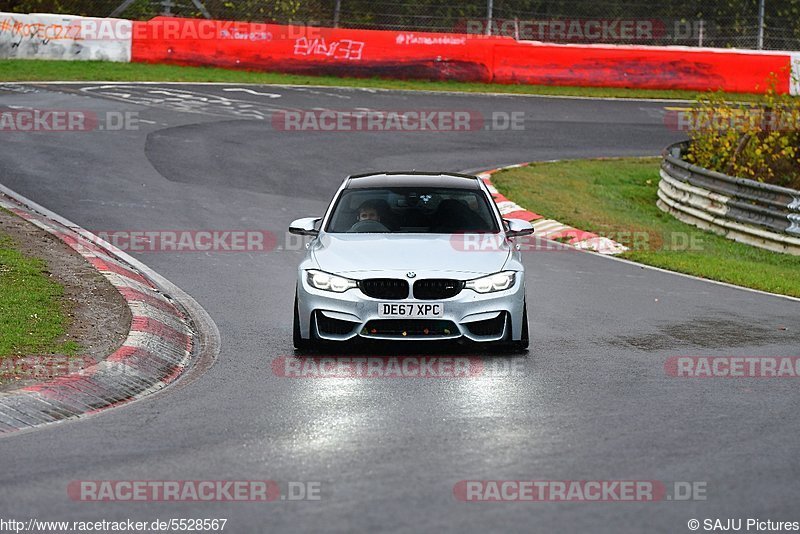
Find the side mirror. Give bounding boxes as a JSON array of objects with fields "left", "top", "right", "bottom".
[
  {"left": 504, "top": 218, "right": 534, "bottom": 238},
  {"left": 289, "top": 217, "right": 321, "bottom": 236}
]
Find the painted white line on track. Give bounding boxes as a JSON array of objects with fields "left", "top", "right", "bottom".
[
  {"left": 10, "top": 81, "right": 696, "bottom": 103},
  {"left": 222, "top": 87, "right": 282, "bottom": 98}
]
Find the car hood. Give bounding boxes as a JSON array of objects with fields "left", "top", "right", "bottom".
[{"left": 310, "top": 233, "right": 511, "bottom": 278}]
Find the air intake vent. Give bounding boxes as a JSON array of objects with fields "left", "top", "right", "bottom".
[
  {"left": 362, "top": 320, "right": 458, "bottom": 338},
  {"left": 359, "top": 279, "right": 409, "bottom": 299},
  {"left": 413, "top": 279, "right": 464, "bottom": 300},
  {"left": 316, "top": 313, "right": 359, "bottom": 336},
  {"left": 464, "top": 313, "right": 507, "bottom": 337}
]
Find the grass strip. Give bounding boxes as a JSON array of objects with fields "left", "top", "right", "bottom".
[
  {"left": 0, "top": 59, "right": 769, "bottom": 102},
  {"left": 0, "top": 228, "right": 79, "bottom": 357}
]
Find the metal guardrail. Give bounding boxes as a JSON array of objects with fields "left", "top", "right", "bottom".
[{"left": 658, "top": 141, "right": 800, "bottom": 255}]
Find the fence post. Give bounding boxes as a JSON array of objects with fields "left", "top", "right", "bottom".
[
  {"left": 486, "top": 0, "right": 494, "bottom": 35},
  {"left": 698, "top": 20, "right": 704, "bottom": 47},
  {"left": 757, "top": 0, "right": 765, "bottom": 49},
  {"left": 334, "top": 0, "right": 342, "bottom": 28},
  {"left": 190, "top": 0, "right": 212, "bottom": 19}
]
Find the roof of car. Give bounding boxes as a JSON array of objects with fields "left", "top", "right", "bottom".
[{"left": 346, "top": 171, "right": 482, "bottom": 190}]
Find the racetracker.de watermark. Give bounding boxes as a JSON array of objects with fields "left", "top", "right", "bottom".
[
  {"left": 450, "top": 231, "right": 704, "bottom": 252},
  {"left": 0, "top": 355, "right": 95, "bottom": 380},
  {"left": 0, "top": 110, "right": 139, "bottom": 132},
  {"left": 272, "top": 110, "right": 525, "bottom": 132},
  {"left": 453, "top": 480, "right": 707, "bottom": 502},
  {"left": 665, "top": 356, "right": 800, "bottom": 378},
  {"left": 67, "top": 480, "right": 321, "bottom": 502},
  {"left": 0, "top": 16, "right": 325, "bottom": 42},
  {"left": 461, "top": 18, "right": 709, "bottom": 42},
  {"left": 664, "top": 108, "right": 800, "bottom": 133},
  {"left": 95, "top": 230, "right": 277, "bottom": 253},
  {"left": 273, "top": 356, "right": 524, "bottom": 378}
]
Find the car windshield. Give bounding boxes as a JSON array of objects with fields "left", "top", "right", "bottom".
[{"left": 325, "top": 187, "right": 500, "bottom": 234}]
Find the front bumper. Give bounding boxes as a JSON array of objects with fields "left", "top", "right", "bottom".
[{"left": 296, "top": 272, "right": 526, "bottom": 343}]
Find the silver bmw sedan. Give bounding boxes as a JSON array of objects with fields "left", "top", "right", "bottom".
[{"left": 290, "top": 172, "right": 533, "bottom": 351}]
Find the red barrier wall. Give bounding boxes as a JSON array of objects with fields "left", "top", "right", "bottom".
[
  {"left": 132, "top": 18, "right": 500, "bottom": 82},
  {"left": 492, "top": 42, "right": 793, "bottom": 93},
  {"left": 131, "top": 17, "right": 795, "bottom": 94}
]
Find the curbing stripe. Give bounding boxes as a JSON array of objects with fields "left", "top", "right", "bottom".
[
  {"left": 131, "top": 317, "right": 191, "bottom": 350},
  {"left": 532, "top": 220, "right": 571, "bottom": 235},
  {"left": 572, "top": 236, "right": 630, "bottom": 255},
  {"left": 99, "top": 271, "right": 166, "bottom": 298},
  {"left": 0, "top": 409, "right": 30, "bottom": 430},
  {"left": 116, "top": 287, "right": 185, "bottom": 316},
  {"left": 503, "top": 209, "right": 541, "bottom": 221},
  {"left": 551, "top": 229, "right": 600, "bottom": 242},
  {"left": 122, "top": 332, "right": 191, "bottom": 362},
  {"left": 107, "top": 348, "right": 178, "bottom": 383},
  {"left": 128, "top": 301, "right": 188, "bottom": 332},
  {"left": 0, "top": 400, "right": 53, "bottom": 425},
  {"left": 87, "top": 257, "right": 154, "bottom": 287},
  {"left": 56, "top": 232, "right": 110, "bottom": 256}
]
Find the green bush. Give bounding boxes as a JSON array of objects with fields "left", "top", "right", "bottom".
[{"left": 685, "top": 77, "right": 800, "bottom": 190}]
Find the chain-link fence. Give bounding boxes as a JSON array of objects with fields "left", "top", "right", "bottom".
[{"left": 1, "top": 0, "right": 798, "bottom": 50}]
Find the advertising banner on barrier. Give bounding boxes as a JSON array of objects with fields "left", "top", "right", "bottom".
[{"left": 0, "top": 12, "right": 132, "bottom": 62}]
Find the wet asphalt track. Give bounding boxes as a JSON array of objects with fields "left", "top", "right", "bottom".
[{"left": 0, "top": 82, "right": 798, "bottom": 533}]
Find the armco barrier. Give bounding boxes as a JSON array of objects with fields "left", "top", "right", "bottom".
[
  {"left": 0, "top": 12, "right": 131, "bottom": 62},
  {"left": 658, "top": 141, "right": 800, "bottom": 255}
]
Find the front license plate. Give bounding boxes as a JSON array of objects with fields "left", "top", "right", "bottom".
[{"left": 379, "top": 302, "right": 444, "bottom": 318}]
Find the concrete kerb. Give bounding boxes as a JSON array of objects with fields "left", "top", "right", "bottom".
[{"left": 0, "top": 183, "right": 220, "bottom": 436}]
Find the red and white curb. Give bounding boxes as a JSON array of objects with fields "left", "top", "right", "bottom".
[
  {"left": 479, "top": 163, "right": 628, "bottom": 255},
  {"left": 0, "top": 193, "right": 195, "bottom": 435}
]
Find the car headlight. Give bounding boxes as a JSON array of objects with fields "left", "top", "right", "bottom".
[
  {"left": 466, "top": 271, "right": 516, "bottom": 293},
  {"left": 306, "top": 269, "right": 358, "bottom": 293}
]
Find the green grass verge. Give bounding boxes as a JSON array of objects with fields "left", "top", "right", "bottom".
[
  {"left": 0, "top": 59, "right": 767, "bottom": 102},
  {"left": 492, "top": 158, "right": 800, "bottom": 298},
  {"left": 0, "top": 229, "right": 79, "bottom": 357}
]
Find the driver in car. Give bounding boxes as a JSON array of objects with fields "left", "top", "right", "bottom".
[
  {"left": 358, "top": 201, "right": 382, "bottom": 223},
  {"left": 349, "top": 200, "right": 394, "bottom": 232}
]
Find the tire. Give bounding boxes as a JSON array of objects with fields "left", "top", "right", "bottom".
[
  {"left": 293, "top": 293, "right": 315, "bottom": 351},
  {"left": 505, "top": 301, "right": 529, "bottom": 353}
]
